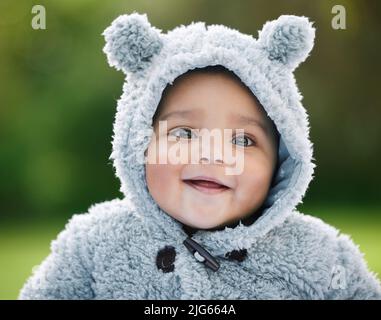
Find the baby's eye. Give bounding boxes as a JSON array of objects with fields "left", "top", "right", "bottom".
[
  {"left": 232, "top": 135, "right": 255, "bottom": 147},
  {"left": 168, "top": 127, "right": 197, "bottom": 140}
]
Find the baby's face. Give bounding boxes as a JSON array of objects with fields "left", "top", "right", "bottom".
[{"left": 145, "top": 71, "right": 278, "bottom": 229}]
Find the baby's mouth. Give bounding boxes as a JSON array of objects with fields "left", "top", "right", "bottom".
[{"left": 182, "top": 178, "right": 230, "bottom": 195}]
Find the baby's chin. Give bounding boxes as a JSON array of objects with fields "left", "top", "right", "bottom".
[{"left": 170, "top": 211, "right": 237, "bottom": 230}]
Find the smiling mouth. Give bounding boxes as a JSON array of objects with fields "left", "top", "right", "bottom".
[{"left": 183, "top": 179, "right": 230, "bottom": 195}]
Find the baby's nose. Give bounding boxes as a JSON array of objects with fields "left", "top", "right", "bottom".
[
  {"left": 198, "top": 139, "right": 224, "bottom": 165},
  {"left": 198, "top": 156, "right": 224, "bottom": 165}
]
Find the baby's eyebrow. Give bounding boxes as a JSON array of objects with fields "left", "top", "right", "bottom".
[
  {"left": 231, "top": 114, "right": 268, "bottom": 134},
  {"left": 158, "top": 110, "right": 269, "bottom": 134},
  {"left": 158, "top": 109, "right": 201, "bottom": 121}
]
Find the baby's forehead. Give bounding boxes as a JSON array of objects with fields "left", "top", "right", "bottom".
[
  {"left": 161, "top": 70, "right": 258, "bottom": 108},
  {"left": 174, "top": 67, "right": 247, "bottom": 90},
  {"left": 155, "top": 65, "right": 276, "bottom": 125}
]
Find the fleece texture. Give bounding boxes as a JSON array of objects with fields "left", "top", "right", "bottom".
[{"left": 19, "top": 12, "right": 381, "bottom": 300}]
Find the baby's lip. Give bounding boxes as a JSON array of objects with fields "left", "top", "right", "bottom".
[
  {"left": 183, "top": 176, "right": 230, "bottom": 188},
  {"left": 183, "top": 176, "right": 230, "bottom": 194}
]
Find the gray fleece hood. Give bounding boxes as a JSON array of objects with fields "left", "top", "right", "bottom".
[{"left": 103, "top": 12, "right": 316, "bottom": 257}]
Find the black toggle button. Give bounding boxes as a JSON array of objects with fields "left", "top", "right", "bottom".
[
  {"left": 225, "top": 248, "right": 248, "bottom": 262},
  {"left": 183, "top": 237, "right": 220, "bottom": 272},
  {"left": 156, "top": 246, "right": 176, "bottom": 273}
]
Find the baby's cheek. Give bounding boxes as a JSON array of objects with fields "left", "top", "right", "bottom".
[
  {"left": 146, "top": 164, "right": 167, "bottom": 203},
  {"left": 145, "top": 163, "right": 182, "bottom": 208},
  {"left": 235, "top": 157, "right": 273, "bottom": 209}
]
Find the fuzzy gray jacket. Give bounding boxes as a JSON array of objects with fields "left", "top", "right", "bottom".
[{"left": 19, "top": 13, "right": 381, "bottom": 300}]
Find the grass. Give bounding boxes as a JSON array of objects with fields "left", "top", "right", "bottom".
[
  {"left": 0, "top": 221, "right": 65, "bottom": 300},
  {"left": 0, "top": 205, "right": 380, "bottom": 300}
]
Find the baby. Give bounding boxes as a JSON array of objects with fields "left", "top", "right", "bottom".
[{"left": 19, "top": 13, "right": 381, "bottom": 299}]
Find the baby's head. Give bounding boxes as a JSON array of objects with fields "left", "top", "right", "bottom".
[
  {"left": 103, "top": 13, "right": 316, "bottom": 234},
  {"left": 145, "top": 65, "right": 279, "bottom": 230}
]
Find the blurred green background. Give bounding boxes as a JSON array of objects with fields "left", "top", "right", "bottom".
[{"left": 0, "top": 0, "right": 380, "bottom": 299}]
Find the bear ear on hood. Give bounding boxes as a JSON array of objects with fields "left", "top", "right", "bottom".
[
  {"left": 102, "top": 12, "right": 163, "bottom": 74},
  {"left": 257, "top": 15, "right": 316, "bottom": 70}
]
